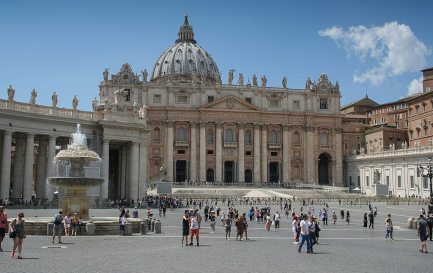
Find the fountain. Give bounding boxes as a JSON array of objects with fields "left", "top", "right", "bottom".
[{"left": 48, "top": 124, "right": 104, "bottom": 220}]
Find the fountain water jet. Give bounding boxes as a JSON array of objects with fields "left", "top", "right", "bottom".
[{"left": 48, "top": 124, "right": 103, "bottom": 220}]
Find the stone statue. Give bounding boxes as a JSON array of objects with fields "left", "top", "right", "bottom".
[
  {"left": 92, "top": 97, "right": 98, "bottom": 111},
  {"left": 30, "top": 89, "right": 37, "bottom": 104},
  {"left": 7, "top": 85, "right": 15, "bottom": 101},
  {"left": 114, "top": 88, "right": 126, "bottom": 107},
  {"left": 252, "top": 74, "right": 258, "bottom": 87},
  {"left": 138, "top": 104, "right": 148, "bottom": 119},
  {"left": 215, "top": 73, "right": 222, "bottom": 86},
  {"left": 132, "top": 100, "right": 140, "bottom": 113},
  {"left": 72, "top": 95, "right": 79, "bottom": 110},
  {"left": 373, "top": 170, "right": 381, "bottom": 184},
  {"left": 237, "top": 73, "right": 244, "bottom": 86},
  {"left": 228, "top": 69, "right": 234, "bottom": 85},
  {"left": 103, "top": 68, "right": 109, "bottom": 81},
  {"left": 192, "top": 72, "right": 198, "bottom": 84},
  {"left": 402, "top": 141, "right": 407, "bottom": 149},
  {"left": 51, "top": 92, "right": 58, "bottom": 108},
  {"left": 335, "top": 81, "right": 340, "bottom": 92},
  {"left": 306, "top": 77, "right": 312, "bottom": 90},
  {"left": 141, "top": 69, "right": 148, "bottom": 83},
  {"left": 282, "top": 76, "right": 287, "bottom": 89},
  {"left": 261, "top": 75, "right": 267, "bottom": 87},
  {"left": 159, "top": 164, "right": 167, "bottom": 182},
  {"left": 104, "top": 97, "right": 111, "bottom": 111}
]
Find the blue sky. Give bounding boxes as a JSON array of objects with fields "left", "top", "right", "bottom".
[{"left": 1, "top": 0, "right": 432, "bottom": 110}]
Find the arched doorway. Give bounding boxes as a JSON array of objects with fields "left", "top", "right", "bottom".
[
  {"left": 206, "top": 169, "right": 214, "bottom": 182},
  {"left": 175, "top": 160, "right": 187, "bottom": 182},
  {"left": 318, "top": 153, "right": 331, "bottom": 185},
  {"left": 245, "top": 169, "right": 252, "bottom": 183},
  {"left": 224, "top": 161, "right": 235, "bottom": 183}
]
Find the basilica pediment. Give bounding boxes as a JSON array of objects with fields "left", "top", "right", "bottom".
[{"left": 200, "top": 95, "right": 261, "bottom": 111}]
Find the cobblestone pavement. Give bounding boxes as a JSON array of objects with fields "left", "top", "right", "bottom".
[{"left": 1, "top": 202, "right": 432, "bottom": 273}]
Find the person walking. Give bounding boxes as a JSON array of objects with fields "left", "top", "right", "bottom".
[
  {"left": 181, "top": 210, "right": 189, "bottom": 247},
  {"left": 322, "top": 209, "right": 328, "bottom": 226},
  {"left": 9, "top": 212, "right": 26, "bottom": 259},
  {"left": 292, "top": 215, "right": 299, "bottom": 244},
  {"left": 332, "top": 211, "right": 337, "bottom": 225},
  {"left": 385, "top": 218, "right": 392, "bottom": 240},
  {"left": 52, "top": 210, "right": 64, "bottom": 244},
  {"left": 298, "top": 214, "right": 311, "bottom": 253},
  {"left": 209, "top": 211, "right": 216, "bottom": 234},
  {"left": 418, "top": 214, "right": 429, "bottom": 253},
  {"left": 235, "top": 215, "right": 246, "bottom": 241},
  {"left": 273, "top": 211, "right": 281, "bottom": 230},
  {"left": 427, "top": 215, "right": 433, "bottom": 241},
  {"left": 346, "top": 211, "right": 350, "bottom": 225},
  {"left": 340, "top": 209, "right": 345, "bottom": 222},
  {"left": 368, "top": 211, "right": 374, "bottom": 229},
  {"left": 363, "top": 213, "right": 368, "bottom": 228},
  {"left": 189, "top": 211, "right": 200, "bottom": 246},
  {"left": 0, "top": 206, "right": 7, "bottom": 252},
  {"left": 385, "top": 214, "right": 394, "bottom": 240},
  {"left": 224, "top": 214, "right": 232, "bottom": 240},
  {"left": 265, "top": 214, "right": 272, "bottom": 231}
]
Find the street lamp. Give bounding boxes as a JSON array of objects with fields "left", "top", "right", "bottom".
[{"left": 418, "top": 157, "right": 433, "bottom": 215}]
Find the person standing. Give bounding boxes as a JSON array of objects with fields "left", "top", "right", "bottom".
[
  {"left": 9, "top": 212, "right": 26, "bottom": 259},
  {"left": 224, "top": 214, "right": 232, "bottom": 240},
  {"left": 340, "top": 209, "right": 345, "bottom": 222},
  {"left": 189, "top": 212, "right": 200, "bottom": 246},
  {"left": 209, "top": 211, "right": 216, "bottom": 234},
  {"left": 418, "top": 214, "right": 429, "bottom": 253},
  {"left": 298, "top": 214, "right": 311, "bottom": 253},
  {"left": 292, "top": 215, "right": 299, "bottom": 244},
  {"left": 64, "top": 213, "right": 72, "bottom": 236},
  {"left": 0, "top": 206, "right": 7, "bottom": 251},
  {"left": 363, "top": 213, "right": 368, "bottom": 228},
  {"left": 119, "top": 214, "right": 127, "bottom": 236},
  {"left": 273, "top": 211, "right": 281, "bottom": 230},
  {"left": 52, "top": 210, "right": 64, "bottom": 244},
  {"left": 181, "top": 210, "right": 189, "bottom": 246},
  {"left": 368, "top": 211, "right": 375, "bottom": 229},
  {"left": 346, "top": 211, "right": 350, "bottom": 225},
  {"left": 385, "top": 218, "right": 392, "bottom": 240},
  {"left": 427, "top": 215, "right": 433, "bottom": 241},
  {"left": 322, "top": 209, "right": 328, "bottom": 226},
  {"left": 385, "top": 214, "right": 394, "bottom": 240},
  {"left": 332, "top": 211, "right": 337, "bottom": 225}
]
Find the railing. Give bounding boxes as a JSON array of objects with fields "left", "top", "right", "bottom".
[
  {"left": 223, "top": 141, "right": 237, "bottom": 147},
  {"left": 268, "top": 143, "right": 281, "bottom": 149},
  {"left": 320, "top": 144, "right": 332, "bottom": 149},
  {"left": 175, "top": 141, "right": 189, "bottom": 146}
]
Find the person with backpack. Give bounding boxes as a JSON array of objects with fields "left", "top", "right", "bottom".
[
  {"left": 418, "top": 214, "right": 429, "bottom": 253},
  {"left": 52, "top": 210, "right": 64, "bottom": 244}
]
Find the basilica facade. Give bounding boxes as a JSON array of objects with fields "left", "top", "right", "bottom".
[{"left": 0, "top": 16, "right": 343, "bottom": 202}]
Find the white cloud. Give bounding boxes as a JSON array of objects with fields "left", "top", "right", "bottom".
[
  {"left": 407, "top": 76, "right": 423, "bottom": 96},
  {"left": 319, "top": 22, "right": 430, "bottom": 85}
]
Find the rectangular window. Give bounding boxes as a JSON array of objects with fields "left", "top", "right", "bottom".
[
  {"left": 293, "top": 100, "right": 300, "bottom": 109},
  {"left": 349, "top": 176, "right": 352, "bottom": 186},
  {"left": 423, "top": 176, "right": 429, "bottom": 190},
  {"left": 366, "top": 176, "right": 370, "bottom": 187},
  {"left": 245, "top": 151, "right": 252, "bottom": 156},
  {"left": 176, "top": 95, "right": 188, "bottom": 104},
  {"left": 410, "top": 175, "right": 414, "bottom": 188},
  {"left": 153, "top": 94, "right": 161, "bottom": 103},
  {"left": 386, "top": 176, "right": 390, "bottom": 186},
  {"left": 269, "top": 99, "right": 280, "bottom": 108},
  {"left": 357, "top": 176, "right": 360, "bottom": 186},
  {"left": 124, "top": 89, "right": 131, "bottom": 101},
  {"left": 207, "top": 150, "right": 213, "bottom": 155},
  {"left": 270, "top": 151, "right": 278, "bottom": 156},
  {"left": 245, "top": 97, "right": 252, "bottom": 104},
  {"left": 320, "top": 98, "right": 328, "bottom": 109},
  {"left": 207, "top": 96, "right": 214, "bottom": 103},
  {"left": 177, "top": 149, "right": 185, "bottom": 155},
  {"left": 397, "top": 176, "right": 402, "bottom": 188}
]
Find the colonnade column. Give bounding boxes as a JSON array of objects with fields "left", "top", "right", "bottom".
[
  {"left": 0, "top": 131, "right": 12, "bottom": 200},
  {"left": 166, "top": 121, "right": 174, "bottom": 182},
  {"left": 13, "top": 135, "right": 25, "bottom": 198},
  {"left": 36, "top": 139, "right": 48, "bottom": 198},
  {"left": 190, "top": 122, "right": 197, "bottom": 182},
  {"left": 199, "top": 122, "right": 206, "bottom": 182},
  {"left": 238, "top": 123, "right": 245, "bottom": 183},
  {"left": 101, "top": 139, "right": 110, "bottom": 199},
  {"left": 138, "top": 135, "right": 148, "bottom": 199},
  {"left": 253, "top": 124, "right": 261, "bottom": 185},
  {"left": 215, "top": 122, "right": 222, "bottom": 183},
  {"left": 282, "top": 125, "right": 290, "bottom": 183},
  {"left": 23, "top": 133, "right": 34, "bottom": 201},
  {"left": 305, "top": 125, "right": 315, "bottom": 183},
  {"left": 130, "top": 142, "right": 139, "bottom": 200},
  {"left": 46, "top": 135, "right": 57, "bottom": 200},
  {"left": 261, "top": 125, "right": 268, "bottom": 183},
  {"left": 335, "top": 128, "right": 343, "bottom": 186}
]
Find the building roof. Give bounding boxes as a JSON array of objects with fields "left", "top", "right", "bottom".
[{"left": 341, "top": 95, "right": 379, "bottom": 110}]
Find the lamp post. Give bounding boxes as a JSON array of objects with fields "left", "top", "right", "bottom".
[{"left": 419, "top": 157, "right": 433, "bottom": 215}]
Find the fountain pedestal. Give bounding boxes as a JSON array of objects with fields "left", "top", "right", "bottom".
[{"left": 62, "top": 187, "right": 91, "bottom": 220}]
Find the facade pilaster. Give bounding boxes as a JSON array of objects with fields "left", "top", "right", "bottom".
[
  {"left": 335, "top": 128, "right": 343, "bottom": 186},
  {"left": 238, "top": 123, "right": 245, "bottom": 183},
  {"left": 130, "top": 142, "right": 139, "bottom": 200},
  {"left": 46, "top": 135, "right": 57, "bottom": 200},
  {"left": 305, "top": 125, "right": 315, "bottom": 183},
  {"left": 190, "top": 122, "right": 197, "bottom": 182},
  {"left": 253, "top": 124, "right": 261, "bottom": 184},
  {"left": 199, "top": 122, "right": 206, "bottom": 182},
  {"left": 23, "top": 133, "right": 34, "bottom": 201},
  {"left": 101, "top": 139, "right": 110, "bottom": 199},
  {"left": 13, "top": 135, "right": 25, "bottom": 198},
  {"left": 0, "top": 131, "right": 12, "bottom": 200},
  {"left": 36, "top": 139, "right": 48, "bottom": 198},
  {"left": 166, "top": 121, "right": 174, "bottom": 182},
  {"left": 215, "top": 122, "right": 223, "bottom": 183},
  {"left": 261, "top": 125, "right": 268, "bottom": 183},
  {"left": 282, "top": 125, "right": 290, "bottom": 183},
  {"left": 138, "top": 136, "right": 148, "bottom": 199}
]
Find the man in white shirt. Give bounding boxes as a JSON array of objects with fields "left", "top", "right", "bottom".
[{"left": 298, "top": 214, "right": 311, "bottom": 253}]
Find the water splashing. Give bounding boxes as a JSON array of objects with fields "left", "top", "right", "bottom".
[{"left": 70, "top": 124, "right": 87, "bottom": 148}]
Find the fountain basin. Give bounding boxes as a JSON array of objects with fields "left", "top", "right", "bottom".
[{"left": 48, "top": 177, "right": 104, "bottom": 187}]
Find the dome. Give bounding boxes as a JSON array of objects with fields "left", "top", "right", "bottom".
[{"left": 151, "top": 15, "right": 220, "bottom": 85}]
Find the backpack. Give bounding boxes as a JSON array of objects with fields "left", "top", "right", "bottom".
[{"left": 54, "top": 215, "right": 62, "bottom": 225}]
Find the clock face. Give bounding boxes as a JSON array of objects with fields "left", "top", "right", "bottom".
[{"left": 423, "top": 169, "right": 429, "bottom": 176}]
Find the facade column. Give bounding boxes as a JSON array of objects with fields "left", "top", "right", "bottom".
[
  {"left": 166, "top": 121, "right": 174, "bottom": 182},
  {"left": 261, "top": 125, "right": 268, "bottom": 183},
  {"left": 130, "top": 142, "right": 139, "bottom": 200},
  {"left": 238, "top": 123, "right": 245, "bottom": 183},
  {"left": 138, "top": 135, "right": 148, "bottom": 199},
  {"left": 13, "top": 135, "right": 25, "bottom": 198},
  {"left": 190, "top": 122, "right": 197, "bottom": 182},
  {"left": 46, "top": 135, "right": 57, "bottom": 200},
  {"left": 0, "top": 131, "right": 12, "bottom": 200},
  {"left": 215, "top": 122, "right": 222, "bottom": 183},
  {"left": 101, "top": 139, "right": 110, "bottom": 199},
  {"left": 253, "top": 124, "right": 261, "bottom": 185},
  {"left": 282, "top": 125, "right": 290, "bottom": 183},
  {"left": 23, "top": 133, "right": 34, "bottom": 202},
  {"left": 36, "top": 139, "right": 48, "bottom": 198},
  {"left": 199, "top": 122, "right": 206, "bottom": 182},
  {"left": 305, "top": 125, "right": 315, "bottom": 183},
  {"left": 335, "top": 128, "right": 343, "bottom": 186}
]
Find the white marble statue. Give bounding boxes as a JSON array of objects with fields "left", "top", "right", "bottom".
[
  {"left": 141, "top": 69, "right": 148, "bottom": 83},
  {"left": 138, "top": 104, "right": 148, "bottom": 119},
  {"left": 92, "top": 97, "right": 98, "bottom": 111},
  {"left": 114, "top": 88, "right": 126, "bottom": 107},
  {"left": 51, "top": 92, "right": 58, "bottom": 108}
]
